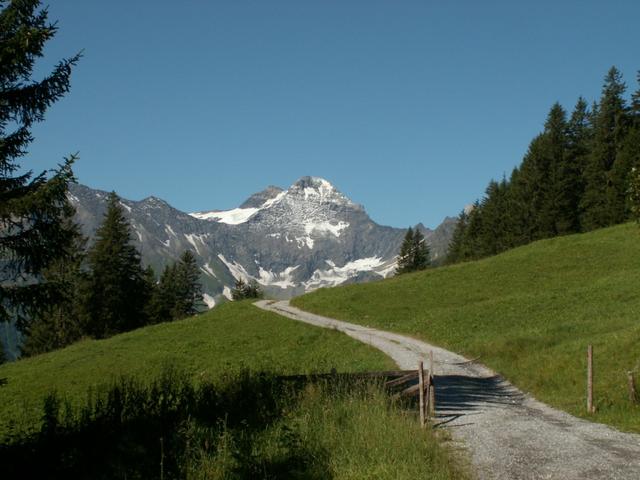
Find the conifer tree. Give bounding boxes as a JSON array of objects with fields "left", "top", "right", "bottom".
[
  {"left": 172, "top": 250, "right": 203, "bottom": 318},
  {"left": 231, "top": 278, "right": 262, "bottom": 300},
  {"left": 540, "top": 103, "right": 571, "bottom": 236},
  {"left": 411, "top": 228, "right": 431, "bottom": 271},
  {"left": 78, "top": 192, "right": 149, "bottom": 338},
  {"left": 147, "top": 252, "right": 203, "bottom": 322},
  {"left": 446, "top": 211, "right": 468, "bottom": 264},
  {"left": 395, "top": 227, "right": 415, "bottom": 274},
  {"left": 613, "top": 72, "right": 640, "bottom": 217},
  {"left": 478, "top": 179, "right": 510, "bottom": 255},
  {"left": 21, "top": 231, "right": 86, "bottom": 356},
  {"left": 0, "top": 0, "right": 81, "bottom": 325},
  {"left": 147, "top": 263, "right": 177, "bottom": 324},
  {"left": 581, "top": 67, "right": 628, "bottom": 229},
  {"left": 395, "top": 227, "right": 430, "bottom": 274},
  {"left": 628, "top": 167, "right": 640, "bottom": 224},
  {"left": 564, "top": 98, "right": 592, "bottom": 231}
]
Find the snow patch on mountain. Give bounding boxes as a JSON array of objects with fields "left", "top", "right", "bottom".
[
  {"left": 200, "top": 262, "right": 217, "bottom": 278},
  {"left": 261, "top": 190, "right": 287, "bottom": 208},
  {"left": 218, "top": 254, "right": 251, "bottom": 282},
  {"left": 202, "top": 293, "right": 216, "bottom": 309},
  {"left": 377, "top": 260, "right": 398, "bottom": 278},
  {"left": 191, "top": 207, "right": 260, "bottom": 224},
  {"left": 185, "top": 233, "right": 208, "bottom": 254},
  {"left": 303, "top": 257, "right": 386, "bottom": 290},
  {"left": 190, "top": 191, "right": 286, "bottom": 225},
  {"left": 304, "top": 220, "right": 349, "bottom": 237},
  {"left": 258, "top": 265, "right": 299, "bottom": 289},
  {"left": 223, "top": 286, "right": 233, "bottom": 300}
]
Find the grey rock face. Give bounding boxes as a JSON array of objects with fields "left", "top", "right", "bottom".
[{"left": 68, "top": 177, "right": 455, "bottom": 307}]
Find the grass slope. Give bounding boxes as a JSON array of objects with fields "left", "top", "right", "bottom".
[
  {"left": 0, "top": 301, "right": 394, "bottom": 434},
  {"left": 293, "top": 223, "right": 640, "bottom": 432}
]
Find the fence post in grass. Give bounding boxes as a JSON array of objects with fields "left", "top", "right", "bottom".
[
  {"left": 418, "top": 361, "right": 426, "bottom": 428},
  {"left": 587, "top": 345, "right": 594, "bottom": 414},
  {"left": 628, "top": 371, "right": 638, "bottom": 404}
]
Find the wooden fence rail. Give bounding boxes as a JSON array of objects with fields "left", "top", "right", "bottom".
[{"left": 275, "top": 364, "right": 436, "bottom": 427}]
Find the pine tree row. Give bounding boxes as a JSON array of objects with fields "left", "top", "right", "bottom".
[
  {"left": 21, "top": 193, "right": 204, "bottom": 356},
  {"left": 448, "top": 67, "right": 640, "bottom": 264}
]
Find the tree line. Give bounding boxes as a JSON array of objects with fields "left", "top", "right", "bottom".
[
  {"left": 447, "top": 67, "right": 640, "bottom": 263},
  {"left": 22, "top": 192, "right": 204, "bottom": 356}
]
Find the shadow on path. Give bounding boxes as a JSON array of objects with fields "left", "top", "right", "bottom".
[{"left": 433, "top": 375, "right": 524, "bottom": 427}]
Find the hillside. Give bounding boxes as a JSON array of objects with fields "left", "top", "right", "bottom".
[
  {"left": 0, "top": 301, "right": 393, "bottom": 436},
  {"left": 292, "top": 223, "right": 640, "bottom": 432}
]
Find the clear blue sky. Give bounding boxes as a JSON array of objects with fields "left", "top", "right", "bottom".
[{"left": 26, "top": 1, "right": 640, "bottom": 228}]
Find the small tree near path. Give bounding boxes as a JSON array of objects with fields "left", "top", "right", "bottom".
[{"left": 396, "top": 227, "right": 431, "bottom": 275}]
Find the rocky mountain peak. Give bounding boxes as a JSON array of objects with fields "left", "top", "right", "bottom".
[
  {"left": 287, "top": 176, "right": 353, "bottom": 207},
  {"left": 239, "top": 185, "right": 284, "bottom": 209}
]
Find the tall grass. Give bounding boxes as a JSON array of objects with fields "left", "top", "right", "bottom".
[{"left": 1, "top": 369, "right": 467, "bottom": 480}]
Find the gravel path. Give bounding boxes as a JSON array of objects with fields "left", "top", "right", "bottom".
[{"left": 255, "top": 300, "right": 640, "bottom": 480}]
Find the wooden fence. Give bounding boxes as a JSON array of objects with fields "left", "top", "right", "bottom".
[{"left": 277, "top": 361, "right": 437, "bottom": 427}]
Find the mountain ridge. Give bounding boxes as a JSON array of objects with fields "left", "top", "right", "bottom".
[{"left": 68, "top": 177, "right": 456, "bottom": 307}]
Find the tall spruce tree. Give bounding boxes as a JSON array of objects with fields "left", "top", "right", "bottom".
[
  {"left": 564, "top": 98, "right": 592, "bottom": 231},
  {"left": 581, "top": 67, "right": 628, "bottom": 229},
  {"left": 541, "top": 103, "right": 571, "bottom": 236},
  {"left": 446, "top": 211, "right": 469, "bottom": 264},
  {"left": 172, "top": 250, "right": 203, "bottom": 319},
  {"left": 147, "top": 263, "right": 177, "bottom": 324},
  {"left": 78, "top": 192, "right": 149, "bottom": 338},
  {"left": 21, "top": 231, "right": 86, "bottom": 356},
  {"left": 478, "top": 179, "right": 510, "bottom": 255},
  {"left": 411, "top": 228, "right": 430, "bottom": 270},
  {"left": 614, "top": 71, "right": 640, "bottom": 217},
  {"left": 0, "top": 0, "right": 80, "bottom": 326},
  {"left": 395, "top": 227, "right": 415, "bottom": 274}
]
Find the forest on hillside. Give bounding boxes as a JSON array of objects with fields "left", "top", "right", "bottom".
[{"left": 447, "top": 67, "right": 640, "bottom": 263}]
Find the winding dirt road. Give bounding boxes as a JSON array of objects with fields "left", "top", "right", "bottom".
[{"left": 256, "top": 300, "right": 640, "bottom": 480}]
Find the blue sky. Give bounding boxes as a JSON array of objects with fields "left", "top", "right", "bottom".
[{"left": 26, "top": 1, "right": 640, "bottom": 228}]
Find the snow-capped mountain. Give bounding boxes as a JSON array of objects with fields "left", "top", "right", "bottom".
[{"left": 68, "top": 177, "right": 456, "bottom": 308}]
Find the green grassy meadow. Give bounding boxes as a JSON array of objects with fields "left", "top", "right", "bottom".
[
  {"left": 292, "top": 223, "right": 640, "bottom": 432},
  {"left": 0, "top": 300, "right": 393, "bottom": 435},
  {"left": 0, "top": 301, "right": 468, "bottom": 479}
]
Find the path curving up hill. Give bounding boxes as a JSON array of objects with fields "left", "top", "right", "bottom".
[{"left": 255, "top": 300, "right": 640, "bottom": 480}]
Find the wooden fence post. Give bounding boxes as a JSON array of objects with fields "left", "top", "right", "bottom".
[
  {"left": 587, "top": 345, "right": 594, "bottom": 414},
  {"left": 418, "top": 361, "right": 426, "bottom": 428},
  {"left": 429, "top": 351, "right": 434, "bottom": 376},
  {"left": 628, "top": 371, "right": 638, "bottom": 404},
  {"left": 428, "top": 351, "right": 435, "bottom": 418},
  {"left": 429, "top": 374, "right": 436, "bottom": 417}
]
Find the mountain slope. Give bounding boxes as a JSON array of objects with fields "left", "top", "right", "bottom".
[
  {"left": 69, "top": 177, "right": 455, "bottom": 306},
  {"left": 292, "top": 223, "right": 640, "bottom": 433}
]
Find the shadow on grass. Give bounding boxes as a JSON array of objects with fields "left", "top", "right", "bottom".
[{"left": 0, "top": 367, "right": 333, "bottom": 480}]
